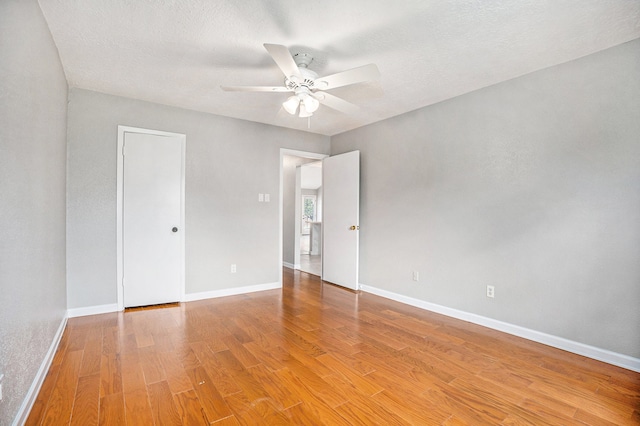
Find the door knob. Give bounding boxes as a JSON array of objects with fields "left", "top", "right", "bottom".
[
  {"left": 350, "top": 225, "right": 359, "bottom": 230},
  {"left": 172, "top": 227, "right": 178, "bottom": 232}
]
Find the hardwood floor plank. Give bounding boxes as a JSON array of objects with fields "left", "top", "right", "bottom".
[
  {"left": 193, "top": 347, "right": 243, "bottom": 397},
  {"left": 148, "top": 380, "right": 182, "bottom": 426},
  {"left": 139, "top": 346, "right": 167, "bottom": 385},
  {"left": 443, "top": 375, "right": 564, "bottom": 425},
  {"left": 69, "top": 373, "right": 100, "bottom": 426},
  {"left": 211, "top": 415, "right": 240, "bottom": 425},
  {"left": 25, "top": 363, "right": 61, "bottom": 426},
  {"left": 26, "top": 268, "right": 639, "bottom": 425},
  {"left": 79, "top": 336, "right": 103, "bottom": 377},
  {"left": 334, "top": 398, "right": 410, "bottom": 426},
  {"left": 222, "top": 334, "right": 260, "bottom": 368},
  {"left": 279, "top": 364, "right": 348, "bottom": 409},
  {"left": 529, "top": 377, "right": 636, "bottom": 424},
  {"left": 246, "top": 363, "right": 302, "bottom": 411},
  {"left": 158, "top": 350, "right": 194, "bottom": 395},
  {"left": 40, "top": 349, "right": 83, "bottom": 425},
  {"left": 278, "top": 391, "right": 350, "bottom": 425},
  {"left": 121, "top": 351, "right": 155, "bottom": 425},
  {"left": 224, "top": 391, "right": 290, "bottom": 425},
  {"left": 101, "top": 326, "right": 121, "bottom": 355},
  {"left": 423, "top": 383, "right": 509, "bottom": 425},
  {"left": 517, "top": 398, "right": 581, "bottom": 425},
  {"left": 99, "top": 392, "right": 126, "bottom": 425},
  {"left": 215, "top": 349, "right": 272, "bottom": 403},
  {"left": 186, "top": 366, "right": 234, "bottom": 423},
  {"left": 282, "top": 402, "right": 330, "bottom": 425},
  {"left": 242, "top": 340, "right": 291, "bottom": 372},
  {"left": 371, "top": 389, "right": 450, "bottom": 424},
  {"left": 316, "top": 353, "right": 384, "bottom": 396},
  {"left": 573, "top": 408, "right": 630, "bottom": 426},
  {"left": 173, "top": 389, "right": 209, "bottom": 425}
]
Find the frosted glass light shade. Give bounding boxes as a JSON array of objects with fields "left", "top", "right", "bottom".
[
  {"left": 282, "top": 96, "right": 300, "bottom": 115},
  {"left": 299, "top": 108, "right": 313, "bottom": 118},
  {"left": 303, "top": 96, "right": 319, "bottom": 113}
]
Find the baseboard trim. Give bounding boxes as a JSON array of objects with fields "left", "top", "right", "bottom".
[
  {"left": 184, "top": 282, "right": 281, "bottom": 302},
  {"left": 283, "top": 262, "right": 295, "bottom": 269},
  {"left": 13, "top": 315, "right": 67, "bottom": 426},
  {"left": 360, "top": 284, "right": 640, "bottom": 373},
  {"left": 67, "top": 303, "right": 120, "bottom": 318}
]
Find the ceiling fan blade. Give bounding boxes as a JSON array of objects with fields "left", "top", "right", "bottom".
[
  {"left": 221, "top": 85, "right": 291, "bottom": 92},
  {"left": 263, "top": 43, "right": 302, "bottom": 79},
  {"left": 316, "top": 64, "right": 380, "bottom": 90},
  {"left": 312, "top": 92, "right": 359, "bottom": 115}
]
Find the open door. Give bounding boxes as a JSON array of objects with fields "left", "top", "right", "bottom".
[{"left": 322, "top": 150, "right": 360, "bottom": 290}]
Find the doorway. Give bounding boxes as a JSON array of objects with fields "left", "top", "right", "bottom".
[
  {"left": 299, "top": 161, "right": 323, "bottom": 276},
  {"left": 279, "top": 150, "right": 327, "bottom": 281},
  {"left": 279, "top": 148, "right": 360, "bottom": 290},
  {"left": 116, "top": 126, "right": 186, "bottom": 310}
]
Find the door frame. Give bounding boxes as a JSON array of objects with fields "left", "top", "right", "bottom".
[
  {"left": 116, "top": 126, "right": 186, "bottom": 311},
  {"left": 279, "top": 149, "right": 328, "bottom": 286}
]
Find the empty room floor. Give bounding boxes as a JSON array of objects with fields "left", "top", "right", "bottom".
[{"left": 27, "top": 269, "right": 640, "bottom": 425}]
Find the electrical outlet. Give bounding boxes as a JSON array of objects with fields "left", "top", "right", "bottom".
[
  {"left": 486, "top": 285, "right": 495, "bottom": 298},
  {"left": 412, "top": 271, "right": 419, "bottom": 281},
  {"left": 0, "top": 374, "right": 4, "bottom": 401},
  {"left": 230, "top": 264, "right": 237, "bottom": 273}
]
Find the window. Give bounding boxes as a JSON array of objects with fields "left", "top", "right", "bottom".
[{"left": 302, "top": 195, "right": 316, "bottom": 233}]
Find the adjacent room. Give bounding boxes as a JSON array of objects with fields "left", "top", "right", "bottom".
[{"left": 1, "top": 1, "right": 639, "bottom": 425}]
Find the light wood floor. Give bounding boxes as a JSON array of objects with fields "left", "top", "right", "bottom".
[
  {"left": 27, "top": 268, "right": 639, "bottom": 425},
  {"left": 299, "top": 254, "right": 321, "bottom": 276}
]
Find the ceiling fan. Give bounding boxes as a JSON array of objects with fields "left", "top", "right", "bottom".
[{"left": 221, "top": 44, "right": 380, "bottom": 118}]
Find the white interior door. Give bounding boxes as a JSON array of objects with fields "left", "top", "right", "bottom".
[
  {"left": 322, "top": 150, "right": 360, "bottom": 290},
  {"left": 122, "top": 131, "right": 184, "bottom": 307}
]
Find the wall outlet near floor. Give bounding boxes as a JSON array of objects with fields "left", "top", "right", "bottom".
[
  {"left": 0, "top": 374, "right": 4, "bottom": 401},
  {"left": 486, "top": 285, "right": 495, "bottom": 298},
  {"left": 230, "top": 264, "right": 237, "bottom": 273},
  {"left": 412, "top": 271, "right": 419, "bottom": 281}
]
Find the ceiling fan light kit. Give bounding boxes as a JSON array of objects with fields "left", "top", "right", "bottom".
[{"left": 221, "top": 43, "right": 380, "bottom": 120}]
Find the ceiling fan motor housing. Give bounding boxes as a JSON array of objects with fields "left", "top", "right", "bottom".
[{"left": 285, "top": 59, "right": 321, "bottom": 91}]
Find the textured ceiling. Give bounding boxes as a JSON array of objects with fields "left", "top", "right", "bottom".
[{"left": 38, "top": 0, "right": 640, "bottom": 136}]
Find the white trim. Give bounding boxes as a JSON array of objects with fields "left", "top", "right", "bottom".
[
  {"left": 184, "top": 282, "right": 281, "bottom": 302},
  {"left": 283, "top": 262, "right": 296, "bottom": 269},
  {"left": 116, "top": 126, "right": 186, "bottom": 310},
  {"left": 12, "top": 316, "right": 67, "bottom": 426},
  {"left": 279, "top": 149, "right": 328, "bottom": 287},
  {"left": 360, "top": 284, "right": 640, "bottom": 373},
  {"left": 67, "top": 303, "right": 120, "bottom": 318}
]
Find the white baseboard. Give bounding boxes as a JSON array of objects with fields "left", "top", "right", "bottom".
[
  {"left": 13, "top": 315, "right": 67, "bottom": 426},
  {"left": 360, "top": 284, "right": 640, "bottom": 373},
  {"left": 184, "top": 282, "right": 281, "bottom": 302},
  {"left": 67, "top": 303, "right": 120, "bottom": 318},
  {"left": 283, "top": 262, "right": 295, "bottom": 269}
]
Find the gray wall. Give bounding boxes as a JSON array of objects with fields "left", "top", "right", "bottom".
[
  {"left": 0, "top": 1, "right": 68, "bottom": 424},
  {"left": 331, "top": 39, "right": 640, "bottom": 358},
  {"left": 66, "top": 89, "right": 330, "bottom": 308}
]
